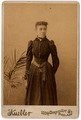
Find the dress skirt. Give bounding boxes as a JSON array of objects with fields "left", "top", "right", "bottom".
[{"left": 25, "top": 61, "right": 57, "bottom": 105}]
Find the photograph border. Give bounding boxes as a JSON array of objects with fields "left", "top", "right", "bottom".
[{"left": 1, "top": 0, "right": 80, "bottom": 119}]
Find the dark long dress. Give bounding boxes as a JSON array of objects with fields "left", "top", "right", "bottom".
[{"left": 24, "top": 36, "right": 59, "bottom": 105}]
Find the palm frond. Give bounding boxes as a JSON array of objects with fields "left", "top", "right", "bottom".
[
  {"left": 4, "top": 50, "right": 26, "bottom": 80},
  {"left": 4, "top": 56, "right": 9, "bottom": 72}
]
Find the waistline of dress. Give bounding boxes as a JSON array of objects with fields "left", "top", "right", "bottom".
[
  {"left": 32, "top": 60, "right": 47, "bottom": 81},
  {"left": 32, "top": 61, "right": 47, "bottom": 68}
]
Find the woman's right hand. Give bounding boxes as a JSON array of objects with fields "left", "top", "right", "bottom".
[{"left": 22, "top": 77, "right": 28, "bottom": 88}]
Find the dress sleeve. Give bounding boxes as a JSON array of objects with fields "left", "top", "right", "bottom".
[
  {"left": 24, "top": 40, "right": 33, "bottom": 80},
  {"left": 49, "top": 40, "right": 60, "bottom": 74}
]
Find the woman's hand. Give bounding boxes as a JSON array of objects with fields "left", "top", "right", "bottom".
[
  {"left": 24, "top": 80, "right": 27, "bottom": 88},
  {"left": 22, "top": 77, "right": 28, "bottom": 88}
]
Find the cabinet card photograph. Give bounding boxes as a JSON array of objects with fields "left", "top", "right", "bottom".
[{"left": 2, "top": 1, "right": 79, "bottom": 119}]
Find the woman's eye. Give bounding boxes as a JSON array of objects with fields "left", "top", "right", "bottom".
[
  {"left": 44, "top": 28, "right": 46, "bottom": 30},
  {"left": 40, "top": 28, "right": 42, "bottom": 30},
  {"left": 39, "top": 27, "right": 46, "bottom": 31}
]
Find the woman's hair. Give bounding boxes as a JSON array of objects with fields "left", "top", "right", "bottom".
[{"left": 35, "top": 21, "right": 48, "bottom": 28}]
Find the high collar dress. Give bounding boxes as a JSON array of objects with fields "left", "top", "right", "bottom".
[{"left": 25, "top": 37, "right": 59, "bottom": 105}]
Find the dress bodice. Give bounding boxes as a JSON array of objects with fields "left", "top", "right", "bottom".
[{"left": 32, "top": 37, "right": 51, "bottom": 64}]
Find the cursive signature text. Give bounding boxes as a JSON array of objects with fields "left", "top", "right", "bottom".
[{"left": 7, "top": 109, "right": 32, "bottom": 116}]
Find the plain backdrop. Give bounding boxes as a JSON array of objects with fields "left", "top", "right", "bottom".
[{"left": 3, "top": 2, "right": 78, "bottom": 105}]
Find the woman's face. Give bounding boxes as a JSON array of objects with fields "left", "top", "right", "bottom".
[{"left": 36, "top": 25, "right": 47, "bottom": 38}]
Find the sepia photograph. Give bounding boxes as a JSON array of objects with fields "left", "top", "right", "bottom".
[{"left": 2, "top": 1, "right": 79, "bottom": 118}]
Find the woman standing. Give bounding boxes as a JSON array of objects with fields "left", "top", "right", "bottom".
[{"left": 24, "top": 21, "right": 59, "bottom": 105}]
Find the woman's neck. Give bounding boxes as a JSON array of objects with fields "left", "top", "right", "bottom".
[{"left": 37, "top": 35, "right": 46, "bottom": 39}]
